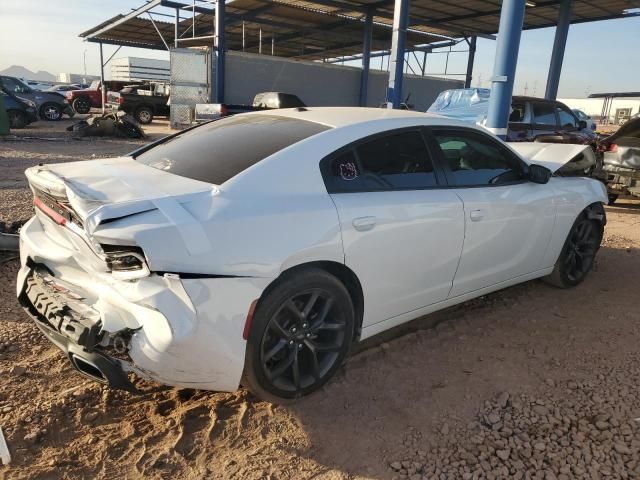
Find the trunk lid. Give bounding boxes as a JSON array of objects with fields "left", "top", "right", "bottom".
[{"left": 26, "top": 156, "right": 216, "bottom": 255}]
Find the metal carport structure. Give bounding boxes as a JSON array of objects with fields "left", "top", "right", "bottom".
[{"left": 80, "top": 0, "right": 639, "bottom": 132}]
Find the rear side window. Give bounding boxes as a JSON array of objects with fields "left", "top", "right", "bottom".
[
  {"left": 532, "top": 103, "right": 557, "bottom": 127},
  {"left": 135, "top": 115, "right": 330, "bottom": 184},
  {"left": 323, "top": 130, "right": 438, "bottom": 192}
]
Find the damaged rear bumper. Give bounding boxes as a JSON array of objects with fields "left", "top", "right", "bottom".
[
  {"left": 19, "top": 268, "right": 136, "bottom": 391},
  {"left": 17, "top": 216, "right": 273, "bottom": 393}
]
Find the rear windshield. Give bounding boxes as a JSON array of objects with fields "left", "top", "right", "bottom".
[{"left": 135, "top": 114, "right": 330, "bottom": 184}]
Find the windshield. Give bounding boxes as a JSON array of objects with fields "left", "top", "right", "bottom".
[{"left": 135, "top": 114, "right": 330, "bottom": 185}]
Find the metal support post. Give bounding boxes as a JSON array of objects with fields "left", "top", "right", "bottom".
[
  {"left": 359, "top": 9, "right": 374, "bottom": 107},
  {"left": 214, "top": 0, "right": 225, "bottom": 103},
  {"left": 545, "top": 0, "right": 572, "bottom": 100},
  {"left": 386, "top": 0, "right": 410, "bottom": 109},
  {"left": 464, "top": 36, "right": 477, "bottom": 88},
  {"left": 486, "top": 0, "right": 526, "bottom": 138},
  {"left": 99, "top": 42, "right": 105, "bottom": 114}
]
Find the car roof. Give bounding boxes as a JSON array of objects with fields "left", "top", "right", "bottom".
[{"left": 247, "top": 106, "right": 471, "bottom": 129}]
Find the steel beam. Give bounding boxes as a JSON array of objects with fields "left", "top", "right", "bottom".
[
  {"left": 215, "top": 0, "right": 225, "bottom": 103},
  {"left": 464, "top": 36, "right": 477, "bottom": 88},
  {"left": 99, "top": 42, "right": 105, "bottom": 114},
  {"left": 359, "top": 9, "right": 374, "bottom": 106},
  {"left": 545, "top": 0, "right": 572, "bottom": 99},
  {"left": 175, "top": 8, "right": 180, "bottom": 47},
  {"left": 82, "top": 0, "right": 162, "bottom": 40},
  {"left": 486, "top": 0, "right": 526, "bottom": 139},
  {"left": 386, "top": 0, "right": 410, "bottom": 109}
]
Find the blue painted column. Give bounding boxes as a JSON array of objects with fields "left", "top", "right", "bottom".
[
  {"left": 214, "top": 0, "right": 226, "bottom": 103},
  {"left": 359, "top": 9, "right": 374, "bottom": 107},
  {"left": 545, "top": 0, "right": 572, "bottom": 100},
  {"left": 486, "top": 0, "right": 526, "bottom": 138},
  {"left": 386, "top": 0, "right": 410, "bottom": 109}
]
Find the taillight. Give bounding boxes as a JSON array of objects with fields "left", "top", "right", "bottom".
[
  {"left": 34, "top": 197, "right": 66, "bottom": 226},
  {"left": 220, "top": 105, "right": 228, "bottom": 116},
  {"left": 102, "top": 245, "right": 150, "bottom": 280},
  {"left": 118, "top": 96, "right": 124, "bottom": 105},
  {"left": 608, "top": 143, "right": 618, "bottom": 153}
]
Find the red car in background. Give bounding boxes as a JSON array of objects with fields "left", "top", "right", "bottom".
[{"left": 66, "top": 80, "right": 139, "bottom": 114}]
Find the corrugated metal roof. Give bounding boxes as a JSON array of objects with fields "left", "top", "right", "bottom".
[{"left": 79, "top": 0, "right": 636, "bottom": 60}]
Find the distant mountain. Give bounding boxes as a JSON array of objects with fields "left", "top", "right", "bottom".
[{"left": 0, "top": 65, "right": 56, "bottom": 82}]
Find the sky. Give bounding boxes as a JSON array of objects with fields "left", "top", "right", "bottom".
[{"left": 1, "top": 0, "right": 639, "bottom": 98}]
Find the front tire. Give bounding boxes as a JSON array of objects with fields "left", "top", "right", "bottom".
[
  {"left": 544, "top": 212, "right": 603, "bottom": 288},
  {"left": 40, "top": 103, "right": 62, "bottom": 121},
  {"left": 243, "top": 268, "right": 354, "bottom": 402}
]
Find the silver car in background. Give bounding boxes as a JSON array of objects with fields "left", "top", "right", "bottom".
[{"left": 600, "top": 116, "right": 640, "bottom": 203}]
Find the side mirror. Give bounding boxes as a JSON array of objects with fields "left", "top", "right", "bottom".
[
  {"left": 528, "top": 164, "right": 552, "bottom": 184},
  {"left": 578, "top": 120, "right": 587, "bottom": 129}
]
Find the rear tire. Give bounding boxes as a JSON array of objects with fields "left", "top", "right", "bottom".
[
  {"left": 243, "top": 268, "right": 354, "bottom": 402},
  {"left": 544, "top": 211, "right": 603, "bottom": 288},
  {"left": 608, "top": 194, "right": 618, "bottom": 205},
  {"left": 72, "top": 97, "right": 91, "bottom": 114},
  {"left": 134, "top": 106, "right": 153, "bottom": 124},
  {"left": 7, "top": 110, "right": 27, "bottom": 129}
]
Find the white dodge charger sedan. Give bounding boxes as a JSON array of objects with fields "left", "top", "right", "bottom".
[{"left": 17, "top": 108, "right": 607, "bottom": 401}]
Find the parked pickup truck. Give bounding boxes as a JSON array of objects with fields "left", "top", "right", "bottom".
[
  {"left": 195, "top": 92, "right": 306, "bottom": 121},
  {"left": 66, "top": 80, "right": 140, "bottom": 114},
  {"left": 106, "top": 82, "right": 170, "bottom": 124}
]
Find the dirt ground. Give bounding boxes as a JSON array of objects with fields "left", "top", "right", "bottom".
[{"left": 1, "top": 119, "right": 639, "bottom": 480}]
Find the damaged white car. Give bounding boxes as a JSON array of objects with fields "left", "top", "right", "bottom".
[{"left": 17, "top": 108, "right": 607, "bottom": 401}]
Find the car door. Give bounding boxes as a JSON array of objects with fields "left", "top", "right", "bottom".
[
  {"left": 530, "top": 101, "right": 562, "bottom": 142},
  {"left": 321, "top": 129, "right": 465, "bottom": 328},
  {"left": 426, "top": 128, "right": 556, "bottom": 297},
  {"left": 506, "top": 100, "right": 531, "bottom": 142}
]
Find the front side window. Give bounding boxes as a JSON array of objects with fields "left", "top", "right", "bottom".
[
  {"left": 532, "top": 102, "right": 558, "bottom": 127},
  {"left": 135, "top": 114, "right": 330, "bottom": 185},
  {"left": 556, "top": 106, "right": 578, "bottom": 129},
  {"left": 432, "top": 130, "right": 525, "bottom": 186},
  {"left": 509, "top": 102, "right": 527, "bottom": 123},
  {"left": 324, "top": 130, "right": 438, "bottom": 192}
]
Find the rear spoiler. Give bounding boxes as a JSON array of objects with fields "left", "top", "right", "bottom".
[{"left": 506, "top": 142, "right": 595, "bottom": 174}]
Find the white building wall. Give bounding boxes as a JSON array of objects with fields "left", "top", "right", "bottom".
[{"left": 559, "top": 97, "right": 640, "bottom": 121}]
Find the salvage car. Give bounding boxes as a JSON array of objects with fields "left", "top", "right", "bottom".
[
  {"left": 599, "top": 115, "right": 640, "bottom": 203},
  {"left": 428, "top": 89, "right": 596, "bottom": 146},
  {"left": 0, "top": 75, "right": 74, "bottom": 121},
  {"left": 17, "top": 108, "right": 607, "bottom": 401}
]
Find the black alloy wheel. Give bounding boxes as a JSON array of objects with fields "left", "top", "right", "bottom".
[
  {"left": 563, "top": 218, "right": 600, "bottom": 283},
  {"left": 545, "top": 212, "right": 603, "bottom": 288},
  {"left": 244, "top": 269, "right": 354, "bottom": 401}
]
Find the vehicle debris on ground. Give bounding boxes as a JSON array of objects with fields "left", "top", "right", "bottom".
[{"left": 66, "top": 112, "right": 145, "bottom": 139}]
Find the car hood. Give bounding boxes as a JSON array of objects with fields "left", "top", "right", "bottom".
[
  {"left": 506, "top": 142, "right": 596, "bottom": 173},
  {"left": 25, "top": 157, "right": 217, "bottom": 254}
]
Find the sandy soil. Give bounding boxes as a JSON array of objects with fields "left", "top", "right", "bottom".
[{"left": 1, "top": 121, "right": 639, "bottom": 479}]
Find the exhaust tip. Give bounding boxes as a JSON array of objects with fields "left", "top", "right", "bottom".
[{"left": 70, "top": 355, "right": 108, "bottom": 383}]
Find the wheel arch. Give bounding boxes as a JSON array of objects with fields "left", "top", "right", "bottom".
[{"left": 258, "top": 261, "right": 365, "bottom": 342}]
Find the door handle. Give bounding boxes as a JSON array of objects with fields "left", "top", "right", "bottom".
[
  {"left": 352, "top": 216, "right": 377, "bottom": 231},
  {"left": 469, "top": 210, "right": 484, "bottom": 222}
]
